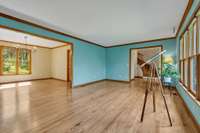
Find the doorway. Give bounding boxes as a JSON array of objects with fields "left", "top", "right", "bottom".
[{"left": 129, "top": 46, "right": 162, "bottom": 81}]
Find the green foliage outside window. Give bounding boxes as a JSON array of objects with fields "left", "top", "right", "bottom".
[
  {"left": 1, "top": 47, "right": 31, "bottom": 75},
  {"left": 2, "top": 47, "right": 16, "bottom": 74},
  {"left": 19, "top": 49, "right": 30, "bottom": 74}
]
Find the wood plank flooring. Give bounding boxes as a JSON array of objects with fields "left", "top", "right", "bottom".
[{"left": 0, "top": 79, "right": 198, "bottom": 133}]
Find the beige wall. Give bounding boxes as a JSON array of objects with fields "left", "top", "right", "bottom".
[
  {"left": 51, "top": 46, "right": 70, "bottom": 80},
  {"left": 0, "top": 47, "right": 52, "bottom": 83}
]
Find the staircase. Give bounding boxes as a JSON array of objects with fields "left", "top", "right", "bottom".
[{"left": 137, "top": 52, "right": 152, "bottom": 77}]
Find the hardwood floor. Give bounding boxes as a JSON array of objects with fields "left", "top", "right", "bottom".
[{"left": 0, "top": 79, "right": 198, "bottom": 133}]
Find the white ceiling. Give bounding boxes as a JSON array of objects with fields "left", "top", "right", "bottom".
[
  {"left": 0, "top": 0, "right": 188, "bottom": 46},
  {"left": 0, "top": 28, "right": 65, "bottom": 48}
]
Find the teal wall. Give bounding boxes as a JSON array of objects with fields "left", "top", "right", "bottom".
[
  {"left": 74, "top": 43, "right": 105, "bottom": 85},
  {"left": 106, "top": 38, "right": 176, "bottom": 81},
  {"left": 0, "top": 17, "right": 106, "bottom": 86},
  {"left": 175, "top": 0, "right": 200, "bottom": 125},
  {"left": 176, "top": 83, "right": 200, "bottom": 124}
]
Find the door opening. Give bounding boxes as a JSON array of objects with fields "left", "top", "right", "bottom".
[{"left": 129, "top": 46, "right": 162, "bottom": 81}]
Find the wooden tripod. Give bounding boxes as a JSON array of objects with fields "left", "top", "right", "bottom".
[{"left": 140, "top": 62, "right": 172, "bottom": 126}]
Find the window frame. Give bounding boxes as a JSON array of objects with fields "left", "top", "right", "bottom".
[
  {"left": 1, "top": 46, "right": 17, "bottom": 75},
  {"left": 179, "top": 13, "right": 200, "bottom": 100},
  {"left": 18, "top": 48, "right": 32, "bottom": 75},
  {"left": 0, "top": 45, "right": 32, "bottom": 76}
]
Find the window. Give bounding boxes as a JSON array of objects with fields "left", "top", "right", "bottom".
[
  {"left": 190, "top": 57, "right": 197, "bottom": 93},
  {"left": 180, "top": 61, "right": 184, "bottom": 82},
  {"left": 2, "top": 47, "right": 17, "bottom": 75},
  {"left": 183, "top": 31, "right": 188, "bottom": 58},
  {"left": 180, "top": 36, "right": 184, "bottom": 83},
  {"left": 193, "top": 23, "right": 197, "bottom": 55},
  {"left": 184, "top": 60, "right": 188, "bottom": 87},
  {"left": 0, "top": 46, "right": 31, "bottom": 75},
  {"left": 179, "top": 11, "right": 200, "bottom": 100},
  {"left": 18, "top": 49, "right": 31, "bottom": 74},
  {"left": 180, "top": 38, "right": 184, "bottom": 60}
]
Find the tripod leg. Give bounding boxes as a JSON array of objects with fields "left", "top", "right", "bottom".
[
  {"left": 153, "top": 89, "right": 156, "bottom": 112},
  {"left": 152, "top": 67, "right": 156, "bottom": 112},
  {"left": 161, "top": 91, "right": 173, "bottom": 126},
  {"left": 152, "top": 63, "right": 172, "bottom": 126},
  {"left": 140, "top": 87, "right": 148, "bottom": 122}
]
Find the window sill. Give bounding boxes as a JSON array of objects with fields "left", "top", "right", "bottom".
[
  {"left": 179, "top": 82, "right": 200, "bottom": 107},
  {"left": 0, "top": 73, "right": 32, "bottom": 76}
]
